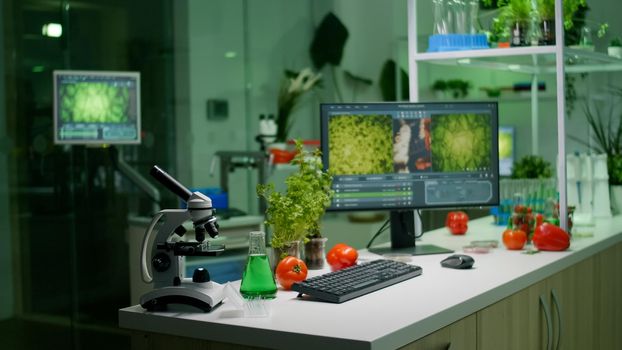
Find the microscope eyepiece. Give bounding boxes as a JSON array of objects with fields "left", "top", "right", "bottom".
[{"left": 150, "top": 165, "right": 193, "bottom": 202}]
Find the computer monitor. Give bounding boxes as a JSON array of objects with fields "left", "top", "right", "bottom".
[
  {"left": 53, "top": 70, "right": 141, "bottom": 145},
  {"left": 498, "top": 126, "right": 515, "bottom": 177},
  {"left": 320, "top": 102, "right": 499, "bottom": 255}
]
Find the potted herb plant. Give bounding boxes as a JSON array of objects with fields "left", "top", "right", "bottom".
[
  {"left": 535, "top": 0, "right": 555, "bottom": 44},
  {"left": 608, "top": 37, "right": 622, "bottom": 59},
  {"left": 498, "top": 0, "right": 533, "bottom": 47},
  {"left": 511, "top": 155, "right": 553, "bottom": 179},
  {"left": 257, "top": 140, "right": 333, "bottom": 269}
]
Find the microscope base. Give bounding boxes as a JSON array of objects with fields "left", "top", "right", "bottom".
[{"left": 140, "top": 281, "right": 225, "bottom": 312}]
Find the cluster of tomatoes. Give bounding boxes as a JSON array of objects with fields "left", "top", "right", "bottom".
[
  {"left": 275, "top": 243, "right": 358, "bottom": 290},
  {"left": 503, "top": 204, "right": 570, "bottom": 251}
]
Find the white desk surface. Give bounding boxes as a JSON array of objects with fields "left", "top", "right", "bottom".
[{"left": 119, "top": 215, "right": 622, "bottom": 350}]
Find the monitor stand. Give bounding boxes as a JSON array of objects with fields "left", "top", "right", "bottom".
[{"left": 368, "top": 210, "right": 453, "bottom": 256}]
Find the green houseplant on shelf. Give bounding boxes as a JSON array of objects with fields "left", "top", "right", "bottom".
[
  {"left": 257, "top": 140, "right": 334, "bottom": 269},
  {"left": 572, "top": 91, "right": 622, "bottom": 212},
  {"left": 608, "top": 37, "right": 622, "bottom": 59}
]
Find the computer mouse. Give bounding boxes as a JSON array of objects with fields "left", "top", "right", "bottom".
[{"left": 441, "top": 254, "right": 475, "bottom": 269}]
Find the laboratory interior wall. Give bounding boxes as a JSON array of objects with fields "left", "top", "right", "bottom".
[{"left": 181, "top": 0, "right": 406, "bottom": 214}]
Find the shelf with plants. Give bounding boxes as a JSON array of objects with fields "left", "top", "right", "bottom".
[{"left": 406, "top": 0, "right": 591, "bottom": 231}]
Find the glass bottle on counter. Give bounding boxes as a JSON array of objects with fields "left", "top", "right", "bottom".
[{"left": 239, "top": 231, "right": 277, "bottom": 298}]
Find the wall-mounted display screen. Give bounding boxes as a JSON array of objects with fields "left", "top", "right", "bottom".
[{"left": 53, "top": 70, "right": 141, "bottom": 145}]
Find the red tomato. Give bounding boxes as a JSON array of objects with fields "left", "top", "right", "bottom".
[
  {"left": 502, "top": 228, "right": 527, "bottom": 250},
  {"left": 275, "top": 256, "right": 308, "bottom": 290},
  {"left": 445, "top": 211, "right": 469, "bottom": 235},
  {"left": 326, "top": 243, "right": 358, "bottom": 271},
  {"left": 532, "top": 223, "right": 570, "bottom": 251}
]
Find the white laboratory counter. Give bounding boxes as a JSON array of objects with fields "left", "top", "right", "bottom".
[{"left": 119, "top": 215, "right": 622, "bottom": 350}]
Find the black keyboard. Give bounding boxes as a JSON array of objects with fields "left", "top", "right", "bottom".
[{"left": 291, "top": 259, "right": 422, "bottom": 303}]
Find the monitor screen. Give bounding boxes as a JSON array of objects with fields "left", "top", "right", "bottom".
[
  {"left": 53, "top": 70, "right": 141, "bottom": 145},
  {"left": 321, "top": 102, "right": 499, "bottom": 212},
  {"left": 498, "top": 126, "right": 515, "bottom": 177}
]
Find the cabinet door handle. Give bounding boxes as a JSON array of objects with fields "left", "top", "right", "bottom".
[
  {"left": 540, "top": 295, "right": 553, "bottom": 350},
  {"left": 551, "top": 289, "right": 562, "bottom": 350}
]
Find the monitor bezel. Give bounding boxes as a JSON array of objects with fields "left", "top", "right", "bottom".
[
  {"left": 53, "top": 70, "right": 142, "bottom": 145},
  {"left": 320, "top": 101, "right": 500, "bottom": 212}
]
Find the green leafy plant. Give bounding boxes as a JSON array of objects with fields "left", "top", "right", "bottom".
[
  {"left": 534, "top": 0, "right": 586, "bottom": 28},
  {"left": 610, "top": 37, "right": 622, "bottom": 47},
  {"left": 570, "top": 90, "right": 622, "bottom": 185},
  {"left": 511, "top": 155, "right": 553, "bottom": 179},
  {"left": 257, "top": 141, "right": 334, "bottom": 248},
  {"left": 499, "top": 0, "right": 532, "bottom": 23},
  {"left": 446, "top": 79, "right": 472, "bottom": 98}
]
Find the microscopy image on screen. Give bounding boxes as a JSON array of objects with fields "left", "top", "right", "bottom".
[
  {"left": 430, "top": 113, "right": 492, "bottom": 172},
  {"left": 59, "top": 82, "right": 134, "bottom": 123},
  {"left": 328, "top": 114, "right": 393, "bottom": 175},
  {"left": 393, "top": 118, "right": 432, "bottom": 173}
]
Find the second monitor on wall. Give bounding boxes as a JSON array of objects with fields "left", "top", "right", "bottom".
[{"left": 320, "top": 102, "right": 500, "bottom": 255}]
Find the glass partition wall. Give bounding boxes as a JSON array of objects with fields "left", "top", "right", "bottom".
[{"left": 1, "top": 0, "right": 407, "bottom": 348}]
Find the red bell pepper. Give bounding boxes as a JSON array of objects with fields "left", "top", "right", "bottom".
[{"left": 532, "top": 223, "right": 570, "bottom": 251}]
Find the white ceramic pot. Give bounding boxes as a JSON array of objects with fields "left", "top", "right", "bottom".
[{"left": 608, "top": 46, "right": 622, "bottom": 59}]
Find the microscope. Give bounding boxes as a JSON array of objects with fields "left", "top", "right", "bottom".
[{"left": 140, "top": 165, "right": 225, "bottom": 312}]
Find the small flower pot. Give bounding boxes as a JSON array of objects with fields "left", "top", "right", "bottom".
[
  {"left": 304, "top": 237, "right": 328, "bottom": 270},
  {"left": 608, "top": 46, "right": 622, "bottom": 59},
  {"left": 511, "top": 22, "right": 529, "bottom": 47},
  {"left": 540, "top": 20, "right": 555, "bottom": 45}
]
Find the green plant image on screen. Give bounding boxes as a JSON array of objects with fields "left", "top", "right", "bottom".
[
  {"left": 430, "top": 113, "right": 492, "bottom": 172},
  {"left": 60, "top": 82, "right": 131, "bottom": 123},
  {"left": 328, "top": 114, "right": 393, "bottom": 175}
]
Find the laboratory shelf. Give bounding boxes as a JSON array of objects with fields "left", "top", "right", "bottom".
[{"left": 413, "top": 46, "right": 622, "bottom": 75}]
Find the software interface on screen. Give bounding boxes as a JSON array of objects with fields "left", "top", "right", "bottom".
[
  {"left": 53, "top": 70, "right": 141, "bottom": 145},
  {"left": 321, "top": 102, "right": 500, "bottom": 211}
]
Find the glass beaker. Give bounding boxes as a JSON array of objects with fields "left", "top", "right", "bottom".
[
  {"left": 468, "top": 0, "right": 479, "bottom": 34},
  {"left": 239, "top": 231, "right": 277, "bottom": 298},
  {"left": 579, "top": 26, "right": 594, "bottom": 50},
  {"left": 432, "top": 0, "right": 448, "bottom": 35},
  {"left": 453, "top": 0, "right": 468, "bottom": 34}
]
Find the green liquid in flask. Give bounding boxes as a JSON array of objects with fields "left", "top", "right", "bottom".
[{"left": 239, "top": 254, "right": 277, "bottom": 298}]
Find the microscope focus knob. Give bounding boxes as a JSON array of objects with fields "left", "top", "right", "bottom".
[
  {"left": 192, "top": 267, "right": 210, "bottom": 283},
  {"left": 152, "top": 253, "right": 171, "bottom": 272}
]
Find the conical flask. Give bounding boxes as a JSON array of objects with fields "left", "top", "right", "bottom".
[{"left": 239, "top": 231, "right": 277, "bottom": 298}]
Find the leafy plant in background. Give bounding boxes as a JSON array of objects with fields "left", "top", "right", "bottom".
[
  {"left": 535, "top": 0, "right": 586, "bottom": 29},
  {"left": 511, "top": 155, "right": 553, "bottom": 179},
  {"left": 431, "top": 79, "right": 471, "bottom": 98},
  {"left": 275, "top": 68, "right": 322, "bottom": 142},
  {"left": 570, "top": 89, "right": 622, "bottom": 185},
  {"left": 610, "top": 37, "right": 622, "bottom": 47},
  {"left": 498, "top": 0, "right": 532, "bottom": 23},
  {"left": 257, "top": 141, "right": 333, "bottom": 247}
]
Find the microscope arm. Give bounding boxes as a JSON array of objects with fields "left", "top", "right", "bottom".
[{"left": 140, "top": 209, "right": 191, "bottom": 284}]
